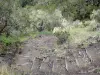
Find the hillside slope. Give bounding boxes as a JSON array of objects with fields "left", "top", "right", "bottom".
[{"left": 6, "top": 35, "right": 100, "bottom": 75}]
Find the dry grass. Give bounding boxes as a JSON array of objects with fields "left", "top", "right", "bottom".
[{"left": 0, "top": 65, "right": 16, "bottom": 75}]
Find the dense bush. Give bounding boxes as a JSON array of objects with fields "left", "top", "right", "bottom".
[
  {"left": 61, "top": 0, "right": 99, "bottom": 20},
  {"left": 53, "top": 17, "right": 100, "bottom": 47},
  {"left": 1, "top": 0, "right": 100, "bottom": 36},
  {"left": 53, "top": 27, "right": 69, "bottom": 44},
  {"left": 10, "top": 7, "right": 62, "bottom": 36},
  {"left": 0, "top": 0, "right": 100, "bottom": 47},
  {"left": 90, "top": 9, "right": 100, "bottom": 22},
  {"left": 16, "top": 0, "right": 100, "bottom": 21}
]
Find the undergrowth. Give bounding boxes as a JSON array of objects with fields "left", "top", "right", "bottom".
[
  {"left": 0, "top": 31, "right": 52, "bottom": 53},
  {"left": 0, "top": 65, "right": 25, "bottom": 75},
  {"left": 53, "top": 20, "right": 100, "bottom": 48},
  {"left": 0, "top": 66, "right": 15, "bottom": 75}
]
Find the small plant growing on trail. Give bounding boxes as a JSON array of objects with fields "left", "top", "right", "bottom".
[{"left": 53, "top": 27, "right": 70, "bottom": 44}]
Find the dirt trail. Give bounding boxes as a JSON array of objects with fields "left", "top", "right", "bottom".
[
  {"left": 14, "top": 35, "right": 58, "bottom": 74},
  {"left": 1, "top": 35, "right": 100, "bottom": 75}
]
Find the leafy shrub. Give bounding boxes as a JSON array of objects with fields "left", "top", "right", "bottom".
[
  {"left": 1, "top": 0, "right": 100, "bottom": 37},
  {"left": 0, "top": 34, "right": 18, "bottom": 45},
  {"left": 61, "top": 0, "right": 99, "bottom": 20},
  {"left": 53, "top": 27, "right": 69, "bottom": 44},
  {"left": 10, "top": 6, "right": 62, "bottom": 36},
  {"left": 90, "top": 9, "right": 100, "bottom": 22},
  {"left": 53, "top": 19, "right": 100, "bottom": 47}
]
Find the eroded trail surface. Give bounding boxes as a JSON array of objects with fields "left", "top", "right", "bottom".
[{"left": 11, "top": 35, "right": 100, "bottom": 75}]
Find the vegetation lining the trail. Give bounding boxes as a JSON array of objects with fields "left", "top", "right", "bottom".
[
  {"left": 0, "top": 0, "right": 100, "bottom": 74},
  {"left": 53, "top": 10, "right": 100, "bottom": 47},
  {"left": 0, "top": 65, "right": 25, "bottom": 75},
  {"left": 0, "top": 0, "right": 100, "bottom": 49},
  {"left": 1, "top": 0, "right": 100, "bottom": 36},
  {"left": 0, "top": 0, "right": 100, "bottom": 50},
  {"left": 0, "top": 30, "right": 53, "bottom": 53},
  {"left": 0, "top": 66, "right": 14, "bottom": 75}
]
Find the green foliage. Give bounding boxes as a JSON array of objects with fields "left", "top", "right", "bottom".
[
  {"left": 1, "top": 0, "right": 100, "bottom": 37},
  {"left": 53, "top": 19, "right": 100, "bottom": 47},
  {"left": 9, "top": 5, "right": 62, "bottom": 35},
  {"left": 20, "top": 0, "right": 33, "bottom": 7},
  {"left": 0, "top": 0, "right": 100, "bottom": 37},
  {"left": 56, "top": 32, "right": 69, "bottom": 44},
  {"left": 34, "top": 2, "right": 57, "bottom": 13},
  {"left": 0, "top": 0, "right": 100, "bottom": 48},
  {"left": 36, "top": 30, "right": 53, "bottom": 36},
  {"left": 0, "top": 0, "right": 12, "bottom": 17},
  {"left": 62, "top": 0, "right": 99, "bottom": 20},
  {"left": 90, "top": 9, "right": 100, "bottom": 22},
  {"left": 53, "top": 27, "right": 69, "bottom": 44},
  {"left": 0, "top": 34, "right": 18, "bottom": 45}
]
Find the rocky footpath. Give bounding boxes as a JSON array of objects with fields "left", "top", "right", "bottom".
[{"left": 1, "top": 35, "right": 100, "bottom": 75}]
